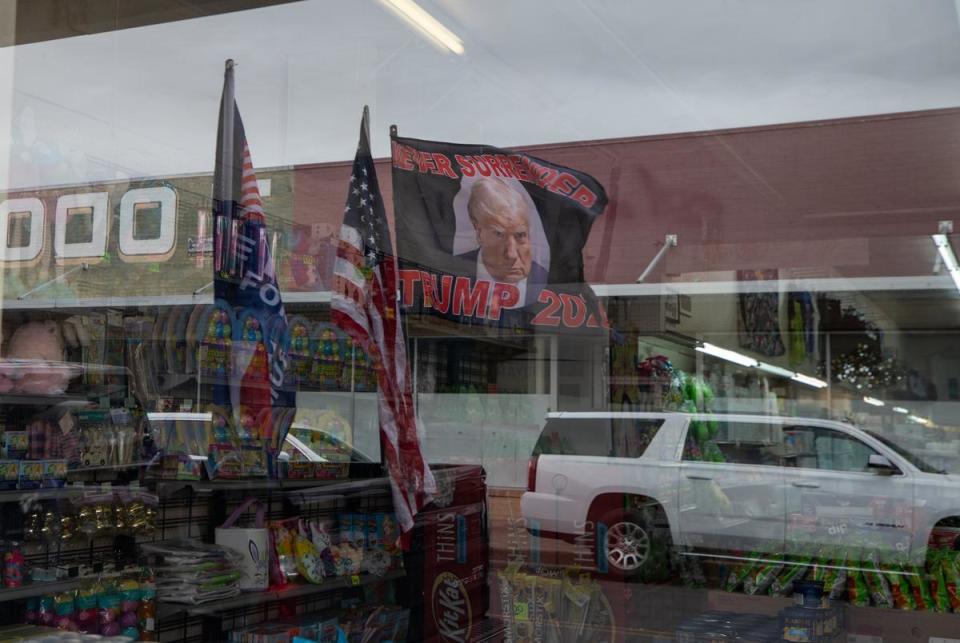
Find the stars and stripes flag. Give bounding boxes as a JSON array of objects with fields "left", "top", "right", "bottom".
[
  {"left": 332, "top": 110, "right": 436, "bottom": 546},
  {"left": 212, "top": 59, "right": 294, "bottom": 452}
]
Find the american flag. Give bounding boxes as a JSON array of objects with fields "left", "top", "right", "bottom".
[
  {"left": 212, "top": 60, "right": 294, "bottom": 452},
  {"left": 332, "top": 111, "right": 436, "bottom": 544}
]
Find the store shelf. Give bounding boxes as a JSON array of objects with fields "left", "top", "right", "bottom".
[
  {"left": 0, "top": 487, "right": 88, "bottom": 503},
  {"left": 0, "top": 578, "right": 83, "bottom": 601},
  {"left": 153, "top": 476, "right": 389, "bottom": 499},
  {"left": 0, "top": 393, "right": 90, "bottom": 407},
  {"left": 159, "top": 569, "right": 405, "bottom": 617}
]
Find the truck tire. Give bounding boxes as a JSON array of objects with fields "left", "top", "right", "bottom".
[{"left": 594, "top": 503, "right": 671, "bottom": 582}]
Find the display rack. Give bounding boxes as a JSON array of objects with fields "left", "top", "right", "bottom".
[{"left": 158, "top": 569, "right": 406, "bottom": 619}]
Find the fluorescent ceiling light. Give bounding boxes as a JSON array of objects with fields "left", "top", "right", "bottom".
[
  {"left": 147, "top": 412, "right": 212, "bottom": 422},
  {"left": 695, "top": 342, "right": 758, "bottom": 367},
  {"left": 378, "top": 0, "right": 465, "bottom": 55},
  {"left": 908, "top": 414, "right": 931, "bottom": 426},
  {"left": 892, "top": 406, "right": 909, "bottom": 414},
  {"left": 863, "top": 396, "right": 884, "bottom": 407},
  {"left": 932, "top": 234, "right": 960, "bottom": 293},
  {"left": 757, "top": 362, "right": 795, "bottom": 378},
  {"left": 792, "top": 372, "right": 828, "bottom": 388}
]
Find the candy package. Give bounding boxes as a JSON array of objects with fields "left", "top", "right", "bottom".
[
  {"left": 864, "top": 554, "right": 893, "bottom": 609},
  {"left": 885, "top": 565, "right": 916, "bottom": 610},
  {"left": 743, "top": 557, "right": 783, "bottom": 596}
]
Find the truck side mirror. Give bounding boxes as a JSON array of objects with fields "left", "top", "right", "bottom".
[{"left": 868, "top": 454, "right": 899, "bottom": 475}]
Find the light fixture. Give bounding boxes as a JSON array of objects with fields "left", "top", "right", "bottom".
[
  {"left": 757, "top": 362, "right": 795, "bottom": 378},
  {"left": 892, "top": 406, "right": 909, "bottom": 414},
  {"left": 695, "top": 342, "right": 758, "bottom": 367},
  {"left": 697, "top": 342, "right": 830, "bottom": 390},
  {"left": 908, "top": 414, "right": 931, "bottom": 426},
  {"left": 791, "top": 373, "right": 828, "bottom": 389},
  {"left": 378, "top": 0, "right": 465, "bottom": 55},
  {"left": 932, "top": 231, "right": 960, "bottom": 293},
  {"left": 147, "top": 412, "right": 213, "bottom": 422},
  {"left": 863, "top": 396, "right": 884, "bottom": 407}
]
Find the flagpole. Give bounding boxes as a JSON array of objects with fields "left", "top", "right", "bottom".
[{"left": 362, "top": 104, "right": 371, "bottom": 145}]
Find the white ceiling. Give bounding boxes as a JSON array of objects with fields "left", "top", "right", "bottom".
[{"left": 3, "top": 0, "right": 960, "bottom": 190}]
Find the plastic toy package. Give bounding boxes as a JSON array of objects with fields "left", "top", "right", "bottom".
[
  {"left": 269, "top": 513, "right": 403, "bottom": 588},
  {"left": 23, "top": 568, "right": 156, "bottom": 641},
  {"left": 140, "top": 541, "right": 242, "bottom": 605},
  {"left": 228, "top": 604, "right": 409, "bottom": 643},
  {"left": 21, "top": 487, "right": 157, "bottom": 545}
]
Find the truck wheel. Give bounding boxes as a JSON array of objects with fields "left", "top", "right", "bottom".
[{"left": 594, "top": 504, "right": 671, "bottom": 582}]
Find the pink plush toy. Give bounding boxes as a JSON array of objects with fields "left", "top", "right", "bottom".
[{"left": 4, "top": 321, "right": 74, "bottom": 394}]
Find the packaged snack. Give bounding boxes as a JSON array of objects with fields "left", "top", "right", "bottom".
[
  {"left": 814, "top": 553, "right": 848, "bottom": 600},
  {"left": 743, "top": 557, "right": 784, "bottom": 595},
  {"left": 908, "top": 567, "right": 935, "bottom": 610},
  {"left": 338, "top": 513, "right": 354, "bottom": 546},
  {"left": 98, "top": 591, "right": 122, "bottom": 637},
  {"left": 24, "top": 597, "right": 39, "bottom": 624},
  {"left": 294, "top": 530, "right": 325, "bottom": 584},
  {"left": 724, "top": 557, "right": 757, "bottom": 592},
  {"left": 0, "top": 461, "right": 19, "bottom": 490},
  {"left": 769, "top": 558, "right": 810, "bottom": 597},
  {"left": 864, "top": 554, "right": 894, "bottom": 609},
  {"left": 3, "top": 431, "right": 28, "bottom": 459},
  {"left": 37, "top": 596, "right": 55, "bottom": 626},
  {"left": 240, "top": 442, "right": 268, "bottom": 478},
  {"left": 3, "top": 543, "right": 24, "bottom": 588},
  {"left": 75, "top": 582, "right": 101, "bottom": 633},
  {"left": 274, "top": 524, "right": 299, "bottom": 583},
  {"left": 885, "top": 565, "right": 916, "bottom": 610},
  {"left": 138, "top": 573, "right": 157, "bottom": 641},
  {"left": 54, "top": 591, "right": 76, "bottom": 631},
  {"left": 847, "top": 569, "right": 871, "bottom": 607},
  {"left": 208, "top": 443, "right": 243, "bottom": 479},
  {"left": 929, "top": 551, "right": 952, "bottom": 612},
  {"left": 352, "top": 513, "right": 367, "bottom": 548},
  {"left": 41, "top": 459, "right": 67, "bottom": 488},
  {"left": 943, "top": 551, "right": 960, "bottom": 611},
  {"left": 530, "top": 576, "right": 563, "bottom": 642},
  {"left": 18, "top": 461, "right": 44, "bottom": 489},
  {"left": 332, "top": 542, "right": 363, "bottom": 576}
]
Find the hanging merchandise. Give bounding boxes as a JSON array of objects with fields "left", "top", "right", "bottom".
[
  {"left": 787, "top": 291, "right": 816, "bottom": 367},
  {"left": 737, "top": 269, "right": 785, "bottom": 357}
]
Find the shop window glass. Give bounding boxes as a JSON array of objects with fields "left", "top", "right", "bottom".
[
  {"left": 534, "top": 418, "right": 612, "bottom": 457},
  {"left": 783, "top": 426, "right": 878, "bottom": 473},
  {"left": 611, "top": 418, "right": 663, "bottom": 458},
  {"left": 684, "top": 420, "right": 782, "bottom": 466},
  {"left": 534, "top": 417, "right": 662, "bottom": 458}
]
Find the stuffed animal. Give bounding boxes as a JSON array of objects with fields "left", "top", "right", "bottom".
[{"left": 5, "top": 321, "right": 74, "bottom": 394}]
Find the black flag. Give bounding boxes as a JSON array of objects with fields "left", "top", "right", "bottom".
[{"left": 391, "top": 135, "right": 608, "bottom": 331}]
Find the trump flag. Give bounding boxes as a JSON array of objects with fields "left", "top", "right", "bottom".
[{"left": 391, "top": 135, "right": 609, "bottom": 331}]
